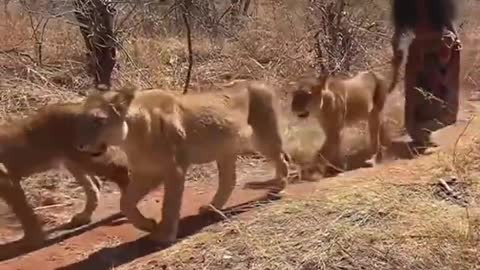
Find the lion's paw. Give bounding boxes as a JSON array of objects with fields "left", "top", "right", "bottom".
[
  {"left": 23, "top": 231, "right": 46, "bottom": 248},
  {"left": 423, "top": 146, "right": 440, "bottom": 156},
  {"left": 149, "top": 225, "right": 177, "bottom": 245},
  {"left": 363, "top": 158, "right": 376, "bottom": 168},
  {"left": 69, "top": 213, "right": 93, "bottom": 227},
  {"left": 198, "top": 204, "right": 217, "bottom": 215},
  {"left": 135, "top": 218, "right": 157, "bottom": 232}
]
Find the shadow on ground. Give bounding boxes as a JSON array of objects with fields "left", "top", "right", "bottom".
[
  {"left": 300, "top": 139, "right": 431, "bottom": 180},
  {"left": 344, "top": 140, "right": 430, "bottom": 169},
  {"left": 0, "top": 212, "right": 127, "bottom": 262},
  {"left": 54, "top": 193, "right": 280, "bottom": 270}
]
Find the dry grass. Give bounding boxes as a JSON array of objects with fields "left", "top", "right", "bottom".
[
  {"left": 0, "top": 0, "right": 397, "bottom": 209},
  {"left": 120, "top": 137, "right": 480, "bottom": 270},
  {"left": 1, "top": 0, "right": 480, "bottom": 267}
]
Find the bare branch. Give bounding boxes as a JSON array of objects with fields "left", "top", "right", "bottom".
[
  {"left": 216, "top": 3, "right": 234, "bottom": 24},
  {"left": 116, "top": 3, "right": 139, "bottom": 31},
  {"left": 182, "top": 3, "right": 193, "bottom": 94}
]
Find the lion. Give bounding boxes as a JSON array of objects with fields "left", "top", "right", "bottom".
[
  {"left": 0, "top": 102, "right": 130, "bottom": 248},
  {"left": 290, "top": 70, "right": 395, "bottom": 175},
  {"left": 74, "top": 80, "right": 290, "bottom": 244}
]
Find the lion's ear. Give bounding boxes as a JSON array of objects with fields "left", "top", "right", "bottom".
[
  {"left": 287, "top": 81, "right": 300, "bottom": 92},
  {"left": 287, "top": 81, "right": 298, "bottom": 88},
  {"left": 311, "top": 74, "right": 328, "bottom": 95},
  {"left": 111, "top": 85, "right": 137, "bottom": 116},
  {"left": 0, "top": 163, "right": 8, "bottom": 176}
]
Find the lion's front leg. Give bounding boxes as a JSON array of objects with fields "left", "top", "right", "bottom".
[
  {"left": 120, "top": 171, "right": 158, "bottom": 232},
  {"left": 366, "top": 110, "right": 384, "bottom": 165},
  {"left": 200, "top": 156, "right": 237, "bottom": 214},
  {"left": 66, "top": 164, "right": 100, "bottom": 227},
  {"left": 150, "top": 165, "right": 186, "bottom": 244},
  {"left": 316, "top": 128, "right": 342, "bottom": 176}
]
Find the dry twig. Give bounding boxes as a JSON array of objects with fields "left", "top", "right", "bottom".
[
  {"left": 182, "top": 3, "right": 193, "bottom": 94},
  {"left": 438, "top": 178, "right": 455, "bottom": 195}
]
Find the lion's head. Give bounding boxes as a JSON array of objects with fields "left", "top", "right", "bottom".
[
  {"left": 290, "top": 75, "right": 327, "bottom": 119},
  {"left": 75, "top": 86, "right": 136, "bottom": 156}
]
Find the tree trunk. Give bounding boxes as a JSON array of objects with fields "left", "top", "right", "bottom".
[
  {"left": 242, "top": 0, "right": 251, "bottom": 15},
  {"left": 74, "top": 0, "right": 117, "bottom": 91}
]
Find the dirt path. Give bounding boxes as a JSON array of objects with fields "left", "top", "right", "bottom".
[{"left": 0, "top": 103, "right": 478, "bottom": 270}]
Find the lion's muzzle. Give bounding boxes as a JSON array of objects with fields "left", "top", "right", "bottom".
[
  {"left": 77, "top": 143, "right": 108, "bottom": 157},
  {"left": 297, "top": 112, "right": 310, "bottom": 118}
]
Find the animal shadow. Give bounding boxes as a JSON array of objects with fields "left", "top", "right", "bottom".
[
  {"left": 341, "top": 140, "right": 432, "bottom": 171},
  {"left": 385, "top": 140, "right": 435, "bottom": 160},
  {"left": 300, "top": 139, "right": 433, "bottom": 180},
  {"left": 55, "top": 193, "right": 280, "bottom": 270},
  {"left": 0, "top": 212, "right": 127, "bottom": 262}
]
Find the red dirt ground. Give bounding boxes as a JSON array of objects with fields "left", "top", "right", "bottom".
[{"left": 0, "top": 102, "right": 478, "bottom": 270}]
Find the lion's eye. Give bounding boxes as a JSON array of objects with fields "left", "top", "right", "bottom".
[{"left": 90, "top": 109, "right": 108, "bottom": 126}]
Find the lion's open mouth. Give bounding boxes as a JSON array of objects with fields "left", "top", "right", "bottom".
[
  {"left": 90, "top": 143, "right": 108, "bottom": 157},
  {"left": 78, "top": 143, "right": 107, "bottom": 157},
  {"left": 297, "top": 112, "right": 309, "bottom": 118}
]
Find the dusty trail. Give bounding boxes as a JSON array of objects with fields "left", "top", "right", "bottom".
[{"left": 0, "top": 102, "right": 478, "bottom": 270}]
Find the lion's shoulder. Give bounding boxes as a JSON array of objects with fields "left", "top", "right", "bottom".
[{"left": 131, "top": 89, "right": 180, "bottom": 112}]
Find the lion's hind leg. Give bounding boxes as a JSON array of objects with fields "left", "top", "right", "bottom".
[
  {"left": 120, "top": 172, "right": 158, "bottom": 233},
  {"left": 0, "top": 182, "right": 45, "bottom": 247},
  {"left": 366, "top": 108, "right": 389, "bottom": 166},
  {"left": 243, "top": 135, "right": 289, "bottom": 193},
  {"left": 243, "top": 88, "right": 289, "bottom": 192},
  {"left": 199, "top": 155, "right": 237, "bottom": 214}
]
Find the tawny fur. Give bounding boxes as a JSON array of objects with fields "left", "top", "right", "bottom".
[
  {"left": 74, "top": 80, "right": 290, "bottom": 244},
  {"left": 0, "top": 102, "right": 130, "bottom": 247},
  {"left": 290, "top": 71, "right": 395, "bottom": 174}
]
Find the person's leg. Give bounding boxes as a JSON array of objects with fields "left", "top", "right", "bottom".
[
  {"left": 415, "top": 38, "right": 460, "bottom": 135},
  {"left": 404, "top": 44, "right": 433, "bottom": 146},
  {"left": 442, "top": 47, "right": 460, "bottom": 124}
]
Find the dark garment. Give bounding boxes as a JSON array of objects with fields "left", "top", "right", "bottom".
[
  {"left": 392, "top": 0, "right": 457, "bottom": 32},
  {"left": 403, "top": 28, "right": 461, "bottom": 144},
  {"left": 391, "top": 0, "right": 461, "bottom": 146}
]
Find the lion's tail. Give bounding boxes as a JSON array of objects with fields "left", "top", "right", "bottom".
[
  {"left": 246, "top": 82, "right": 284, "bottom": 150},
  {"left": 372, "top": 66, "right": 397, "bottom": 94},
  {"left": 386, "top": 67, "right": 399, "bottom": 95},
  {"left": 371, "top": 71, "right": 391, "bottom": 113}
]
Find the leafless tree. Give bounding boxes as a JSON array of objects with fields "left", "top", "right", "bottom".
[
  {"left": 74, "top": 0, "right": 117, "bottom": 91},
  {"left": 309, "top": 0, "right": 384, "bottom": 75},
  {"left": 181, "top": 0, "right": 193, "bottom": 94}
]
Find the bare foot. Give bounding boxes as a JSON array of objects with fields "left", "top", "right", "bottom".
[{"left": 469, "top": 91, "right": 480, "bottom": 101}]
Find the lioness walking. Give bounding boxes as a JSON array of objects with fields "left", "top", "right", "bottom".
[
  {"left": 0, "top": 102, "right": 130, "bottom": 248},
  {"left": 75, "top": 80, "right": 290, "bottom": 244},
  {"left": 291, "top": 71, "right": 395, "bottom": 175}
]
